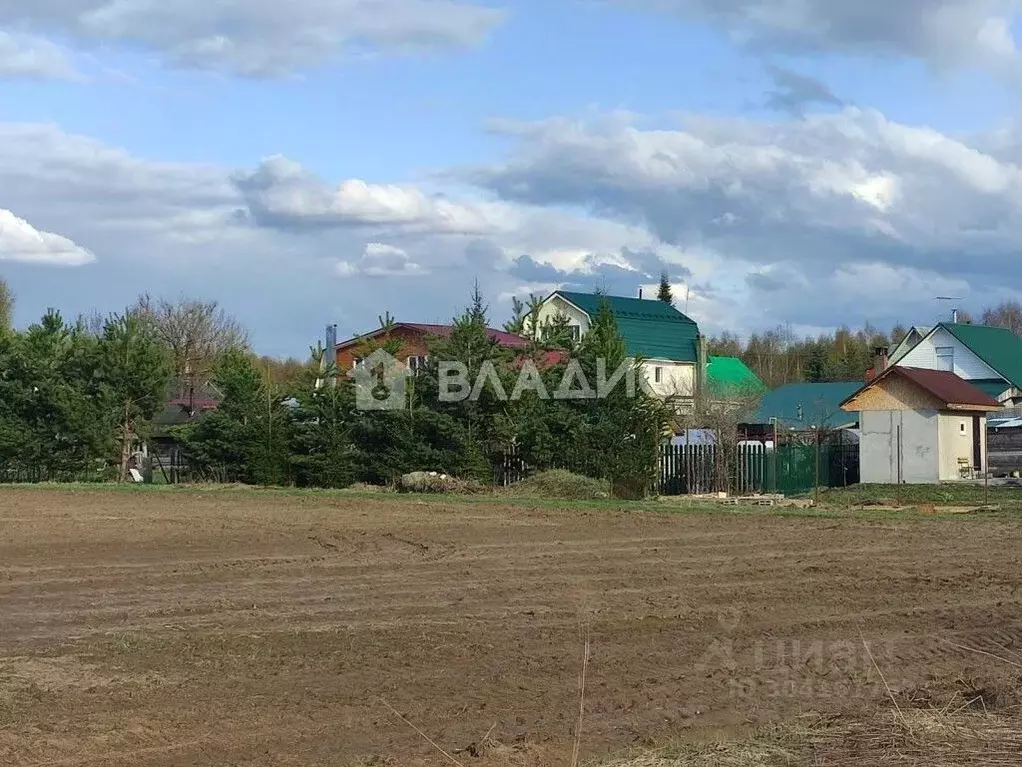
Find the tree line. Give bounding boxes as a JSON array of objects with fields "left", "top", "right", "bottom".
[
  {"left": 0, "top": 285, "right": 258, "bottom": 483},
  {"left": 707, "top": 301, "right": 1022, "bottom": 389},
  {"left": 5, "top": 268, "right": 1022, "bottom": 492},
  {"left": 0, "top": 280, "right": 668, "bottom": 495},
  {"left": 178, "top": 288, "right": 669, "bottom": 497}
]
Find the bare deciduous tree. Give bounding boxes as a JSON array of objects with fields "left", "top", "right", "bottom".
[
  {"left": 982, "top": 301, "right": 1022, "bottom": 336},
  {"left": 131, "top": 295, "right": 249, "bottom": 381}
]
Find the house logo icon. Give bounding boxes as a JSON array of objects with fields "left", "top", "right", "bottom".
[{"left": 348, "top": 348, "right": 409, "bottom": 410}]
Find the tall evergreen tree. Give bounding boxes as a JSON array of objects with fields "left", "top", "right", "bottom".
[
  {"left": 96, "top": 314, "right": 172, "bottom": 481},
  {"left": 177, "top": 349, "right": 291, "bottom": 484},
  {"left": 657, "top": 271, "right": 674, "bottom": 305},
  {"left": 504, "top": 296, "right": 527, "bottom": 335}
]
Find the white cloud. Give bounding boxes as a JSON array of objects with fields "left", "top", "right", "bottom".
[
  {"left": 6, "top": 109, "right": 1022, "bottom": 350},
  {"left": 472, "top": 108, "right": 1022, "bottom": 268},
  {"left": 0, "top": 31, "right": 77, "bottom": 79},
  {"left": 0, "top": 122, "right": 683, "bottom": 351},
  {"left": 618, "top": 0, "right": 1022, "bottom": 73},
  {"left": 0, "top": 0, "right": 505, "bottom": 76},
  {"left": 336, "top": 242, "right": 426, "bottom": 277},
  {"left": 0, "top": 208, "right": 95, "bottom": 266},
  {"left": 235, "top": 156, "right": 496, "bottom": 235}
]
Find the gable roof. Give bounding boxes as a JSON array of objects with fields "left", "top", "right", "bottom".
[
  {"left": 841, "top": 366, "right": 1001, "bottom": 411},
  {"left": 936, "top": 322, "right": 1022, "bottom": 390},
  {"left": 551, "top": 290, "right": 700, "bottom": 363},
  {"left": 336, "top": 322, "right": 528, "bottom": 350},
  {"left": 706, "top": 356, "right": 764, "bottom": 394},
  {"left": 749, "top": 381, "right": 862, "bottom": 429},
  {"left": 888, "top": 325, "right": 931, "bottom": 364}
]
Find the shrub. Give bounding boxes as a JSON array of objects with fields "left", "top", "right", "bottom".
[{"left": 506, "top": 469, "right": 610, "bottom": 500}]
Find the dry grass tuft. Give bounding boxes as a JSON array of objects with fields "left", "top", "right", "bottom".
[
  {"left": 813, "top": 705, "right": 1022, "bottom": 766},
  {"left": 606, "top": 701, "right": 1022, "bottom": 766}
]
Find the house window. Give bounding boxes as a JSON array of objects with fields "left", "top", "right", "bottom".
[
  {"left": 960, "top": 422, "right": 967, "bottom": 434},
  {"left": 654, "top": 366, "right": 663, "bottom": 384},
  {"left": 352, "top": 357, "right": 365, "bottom": 370},
  {"left": 936, "top": 347, "right": 954, "bottom": 372},
  {"left": 407, "top": 355, "right": 428, "bottom": 374},
  {"left": 541, "top": 322, "right": 582, "bottom": 342}
]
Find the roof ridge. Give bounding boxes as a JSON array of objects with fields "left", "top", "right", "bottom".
[{"left": 938, "top": 322, "right": 1022, "bottom": 388}]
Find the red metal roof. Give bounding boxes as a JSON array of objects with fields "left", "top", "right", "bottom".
[
  {"left": 843, "top": 366, "right": 1001, "bottom": 409},
  {"left": 400, "top": 323, "right": 529, "bottom": 348},
  {"left": 513, "top": 349, "right": 568, "bottom": 369},
  {"left": 893, "top": 367, "right": 1001, "bottom": 407},
  {"left": 336, "top": 322, "right": 529, "bottom": 349}
]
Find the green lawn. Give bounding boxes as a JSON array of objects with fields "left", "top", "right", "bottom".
[{"left": 817, "top": 483, "right": 1022, "bottom": 507}]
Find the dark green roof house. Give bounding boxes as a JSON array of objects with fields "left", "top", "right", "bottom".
[
  {"left": 706, "top": 355, "right": 765, "bottom": 397},
  {"left": 750, "top": 381, "right": 862, "bottom": 430},
  {"left": 545, "top": 290, "right": 700, "bottom": 362},
  {"left": 894, "top": 322, "right": 1022, "bottom": 407},
  {"left": 535, "top": 290, "right": 703, "bottom": 402}
]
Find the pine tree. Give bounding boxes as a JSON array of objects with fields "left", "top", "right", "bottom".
[
  {"left": 657, "top": 271, "right": 674, "bottom": 305},
  {"left": 177, "top": 349, "right": 292, "bottom": 484},
  {"left": 504, "top": 296, "right": 526, "bottom": 335},
  {"left": 96, "top": 313, "right": 172, "bottom": 481}
]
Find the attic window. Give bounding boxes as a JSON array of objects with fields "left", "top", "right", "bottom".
[
  {"left": 568, "top": 324, "right": 581, "bottom": 341},
  {"left": 960, "top": 422, "right": 967, "bottom": 434},
  {"left": 936, "top": 347, "right": 954, "bottom": 372},
  {"left": 654, "top": 366, "right": 663, "bottom": 384}
]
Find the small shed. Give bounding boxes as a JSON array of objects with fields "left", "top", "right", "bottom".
[
  {"left": 840, "top": 366, "right": 1001, "bottom": 483},
  {"left": 987, "top": 416, "right": 1022, "bottom": 476}
]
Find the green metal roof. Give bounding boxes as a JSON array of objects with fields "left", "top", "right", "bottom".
[
  {"left": 553, "top": 291, "right": 699, "bottom": 362},
  {"left": 939, "top": 323, "right": 1022, "bottom": 390},
  {"left": 749, "top": 381, "right": 862, "bottom": 429},
  {"left": 971, "top": 378, "right": 1010, "bottom": 399},
  {"left": 706, "top": 356, "right": 765, "bottom": 394}
]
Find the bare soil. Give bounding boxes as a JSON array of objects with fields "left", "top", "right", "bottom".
[{"left": 2, "top": 487, "right": 1022, "bottom": 766}]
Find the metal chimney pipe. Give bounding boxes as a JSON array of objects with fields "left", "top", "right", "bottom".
[
  {"left": 952, "top": 308, "right": 959, "bottom": 323},
  {"left": 638, "top": 287, "right": 643, "bottom": 299}
]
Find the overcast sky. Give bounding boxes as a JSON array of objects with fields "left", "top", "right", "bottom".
[{"left": 2, "top": 1, "right": 1022, "bottom": 355}]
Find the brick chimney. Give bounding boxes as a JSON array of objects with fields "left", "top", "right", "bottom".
[{"left": 867, "top": 345, "right": 889, "bottom": 381}]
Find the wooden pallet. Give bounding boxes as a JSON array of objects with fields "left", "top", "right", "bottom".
[{"left": 719, "top": 496, "right": 780, "bottom": 506}]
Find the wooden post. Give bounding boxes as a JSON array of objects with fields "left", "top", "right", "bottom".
[
  {"left": 984, "top": 417, "right": 989, "bottom": 506},
  {"left": 771, "top": 418, "right": 778, "bottom": 494}
]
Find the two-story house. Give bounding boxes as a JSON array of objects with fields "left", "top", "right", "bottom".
[
  {"left": 334, "top": 322, "right": 529, "bottom": 373},
  {"left": 528, "top": 290, "right": 706, "bottom": 405},
  {"left": 891, "top": 322, "right": 1022, "bottom": 408}
]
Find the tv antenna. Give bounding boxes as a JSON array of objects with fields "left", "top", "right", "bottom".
[{"left": 935, "top": 296, "right": 964, "bottom": 324}]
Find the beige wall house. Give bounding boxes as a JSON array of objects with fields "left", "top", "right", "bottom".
[
  {"left": 841, "top": 366, "right": 1001, "bottom": 483},
  {"left": 892, "top": 322, "right": 1022, "bottom": 408},
  {"left": 526, "top": 290, "right": 703, "bottom": 406}
]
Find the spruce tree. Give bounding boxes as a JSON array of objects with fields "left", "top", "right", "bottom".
[{"left": 657, "top": 271, "right": 674, "bottom": 305}]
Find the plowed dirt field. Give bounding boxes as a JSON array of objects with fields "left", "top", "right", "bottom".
[{"left": 2, "top": 487, "right": 1021, "bottom": 765}]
